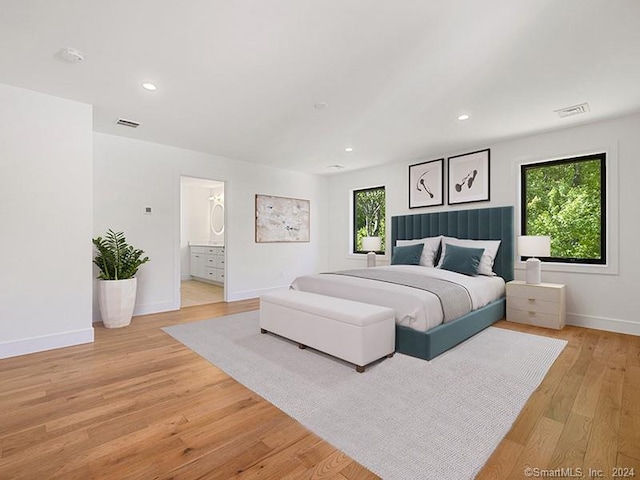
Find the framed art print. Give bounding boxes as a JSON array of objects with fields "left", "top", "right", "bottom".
[
  {"left": 409, "top": 158, "right": 444, "bottom": 208},
  {"left": 255, "top": 194, "right": 310, "bottom": 242},
  {"left": 447, "top": 149, "right": 490, "bottom": 205}
]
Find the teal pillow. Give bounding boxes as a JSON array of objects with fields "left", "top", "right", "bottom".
[
  {"left": 440, "top": 243, "right": 485, "bottom": 276},
  {"left": 391, "top": 243, "right": 424, "bottom": 265}
]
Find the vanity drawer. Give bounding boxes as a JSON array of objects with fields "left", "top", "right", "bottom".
[
  {"left": 204, "top": 267, "right": 224, "bottom": 282},
  {"left": 206, "top": 256, "right": 224, "bottom": 268}
]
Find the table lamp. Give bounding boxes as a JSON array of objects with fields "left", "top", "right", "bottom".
[
  {"left": 518, "top": 235, "right": 551, "bottom": 284},
  {"left": 362, "top": 236, "right": 381, "bottom": 268}
]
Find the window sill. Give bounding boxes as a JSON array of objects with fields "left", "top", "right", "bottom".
[{"left": 515, "top": 261, "right": 618, "bottom": 276}]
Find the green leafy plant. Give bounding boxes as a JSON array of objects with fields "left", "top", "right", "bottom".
[{"left": 92, "top": 230, "right": 150, "bottom": 280}]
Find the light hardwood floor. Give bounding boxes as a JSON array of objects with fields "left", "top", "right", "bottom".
[
  {"left": 0, "top": 302, "right": 638, "bottom": 479},
  {"left": 181, "top": 280, "right": 224, "bottom": 307}
]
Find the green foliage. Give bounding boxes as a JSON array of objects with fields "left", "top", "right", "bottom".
[
  {"left": 354, "top": 188, "right": 386, "bottom": 252},
  {"left": 93, "top": 230, "right": 150, "bottom": 280},
  {"left": 523, "top": 158, "right": 602, "bottom": 260}
]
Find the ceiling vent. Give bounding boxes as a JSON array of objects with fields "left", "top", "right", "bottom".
[
  {"left": 116, "top": 118, "right": 140, "bottom": 128},
  {"left": 555, "top": 103, "right": 590, "bottom": 118}
]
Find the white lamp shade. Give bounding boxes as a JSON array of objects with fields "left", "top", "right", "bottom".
[
  {"left": 517, "top": 235, "right": 551, "bottom": 257},
  {"left": 362, "top": 236, "right": 381, "bottom": 252}
]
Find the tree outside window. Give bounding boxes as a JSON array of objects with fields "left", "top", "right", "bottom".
[
  {"left": 521, "top": 153, "right": 606, "bottom": 264},
  {"left": 353, "top": 186, "right": 386, "bottom": 253}
]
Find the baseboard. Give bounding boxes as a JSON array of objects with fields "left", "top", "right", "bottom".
[
  {"left": 567, "top": 312, "right": 640, "bottom": 336},
  {"left": 0, "top": 327, "right": 95, "bottom": 360},
  {"left": 226, "top": 285, "right": 290, "bottom": 302},
  {"left": 181, "top": 274, "right": 192, "bottom": 281}
]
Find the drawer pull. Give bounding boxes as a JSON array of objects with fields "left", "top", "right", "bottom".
[
  {"left": 527, "top": 298, "right": 536, "bottom": 302},
  {"left": 528, "top": 311, "right": 536, "bottom": 316}
]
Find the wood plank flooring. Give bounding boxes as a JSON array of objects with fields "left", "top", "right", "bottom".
[
  {"left": 181, "top": 280, "right": 224, "bottom": 307},
  {"left": 1, "top": 302, "right": 638, "bottom": 479}
]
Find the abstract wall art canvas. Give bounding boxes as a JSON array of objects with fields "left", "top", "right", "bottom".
[
  {"left": 255, "top": 194, "right": 310, "bottom": 242},
  {"left": 409, "top": 158, "right": 444, "bottom": 208},
  {"left": 447, "top": 149, "right": 490, "bottom": 205}
]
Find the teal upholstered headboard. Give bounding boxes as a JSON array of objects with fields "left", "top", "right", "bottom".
[{"left": 391, "top": 206, "right": 514, "bottom": 281}]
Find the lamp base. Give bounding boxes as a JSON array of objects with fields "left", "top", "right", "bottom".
[
  {"left": 525, "top": 257, "right": 542, "bottom": 284},
  {"left": 366, "top": 251, "right": 376, "bottom": 268}
]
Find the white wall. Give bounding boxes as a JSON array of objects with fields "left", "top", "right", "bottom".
[
  {"left": 0, "top": 83, "right": 94, "bottom": 359},
  {"left": 328, "top": 113, "right": 640, "bottom": 336},
  {"left": 93, "top": 133, "right": 329, "bottom": 319},
  {"left": 183, "top": 184, "right": 212, "bottom": 245},
  {"left": 180, "top": 182, "right": 215, "bottom": 279}
]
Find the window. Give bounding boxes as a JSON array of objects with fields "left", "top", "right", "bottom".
[
  {"left": 521, "top": 152, "right": 606, "bottom": 265},
  {"left": 353, "top": 186, "right": 386, "bottom": 254}
]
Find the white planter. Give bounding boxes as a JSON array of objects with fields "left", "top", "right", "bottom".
[{"left": 98, "top": 278, "right": 137, "bottom": 328}]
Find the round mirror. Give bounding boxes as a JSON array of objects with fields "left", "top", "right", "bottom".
[{"left": 211, "top": 202, "right": 224, "bottom": 235}]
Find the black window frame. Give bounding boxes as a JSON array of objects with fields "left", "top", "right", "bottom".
[
  {"left": 520, "top": 152, "right": 606, "bottom": 265},
  {"left": 353, "top": 185, "right": 386, "bottom": 254}
]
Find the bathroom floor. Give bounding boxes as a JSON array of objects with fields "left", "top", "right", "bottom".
[{"left": 181, "top": 280, "right": 224, "bottom": 307}]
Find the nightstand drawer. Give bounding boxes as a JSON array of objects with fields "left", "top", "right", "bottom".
[
  {"left": 507, "top": 308, "right": 565, "bottom": 330},
  {"left": 506, "top": 283, "right": 563, "bottom": 303},
  {"left": 508, "top": 296, "right": 561, "bottom": 315},
  {"left": 506, "top": 280, "right": 566, "bottom": 330}
]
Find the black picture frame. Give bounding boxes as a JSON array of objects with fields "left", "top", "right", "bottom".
[
  {"left": 447, "top": 149, "right": 490, "bottom": 205},
  {"left": 409, "top": 158, "right": 444, "bottom": 208}
]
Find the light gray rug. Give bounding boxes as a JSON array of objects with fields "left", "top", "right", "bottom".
[{"left": 164, "top": 311, "right": 566, "bottom": 480}]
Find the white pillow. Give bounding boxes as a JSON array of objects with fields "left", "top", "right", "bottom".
[
  {"left": 396, "top": 236, "right": 442, "bottom": 267},
  {"left": 437, "top": 237, "right": 501, "bottom": 276}
]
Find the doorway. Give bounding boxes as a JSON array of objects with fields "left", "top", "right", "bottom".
[{"left": 180, "top": 176, "right": 226, "bottom": 307}]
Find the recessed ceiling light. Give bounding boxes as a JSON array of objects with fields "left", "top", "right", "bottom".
[
  {"left": 314, "top": 102, "right": 329, "bottom": 110},
  {"left": 142, "top": 83, "right": 157, "bottom": 91},
  {"left": 457, "top": 114, "right": 470, "bottom": 121},
  {"left": 327, "top": 164, "right": 345, "bottom": 171},
  {"left": 345, "top": 147, "right": 353, "bottom": 152}
]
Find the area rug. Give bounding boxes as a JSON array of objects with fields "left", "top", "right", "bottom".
[{"left": 163, "top": 311, "right": 566, "bottom": 480}]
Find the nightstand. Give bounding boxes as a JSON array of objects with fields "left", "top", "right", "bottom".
[{"left": 506, "top": 280, "right": 566, "bottom": 330}]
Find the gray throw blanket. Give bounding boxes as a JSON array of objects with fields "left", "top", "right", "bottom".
[{"left": 328, "top": 269, "right": 472, "bottom": 322}]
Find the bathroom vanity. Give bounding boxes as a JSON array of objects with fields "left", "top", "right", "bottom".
[{"left": 189, "top": 244, "right": 225, "bottom": 285}]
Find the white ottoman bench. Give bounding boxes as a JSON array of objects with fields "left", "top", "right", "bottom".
[{"left": 260, "top": 290, "right": 396, "bottom": 372}]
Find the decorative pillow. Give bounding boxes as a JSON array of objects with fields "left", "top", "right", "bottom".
[
  {"left": 437, "top": 237, "right": 501, "bottom": 276},
  {"left": 396, "top": 236, "right": 442, "bottom": 267},
  {"left": 391, "top": 243, "right": 425, "bottom": 265},
  {"left": 440, "top": 244, "right": 485, "bottom": 276}
]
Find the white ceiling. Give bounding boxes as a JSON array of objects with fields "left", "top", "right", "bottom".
[{"left": 1, "top": 0, "right": 639, "bottom": 175}]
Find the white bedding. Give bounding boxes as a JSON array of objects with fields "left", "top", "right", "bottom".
[{"left": 291, "top": 265, "right": 505, "bottom": 332}]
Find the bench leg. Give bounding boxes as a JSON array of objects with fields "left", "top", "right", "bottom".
[
  {"left": 356, "top": 365, "right": 365, "bottom": 373},
  {"left": 298, "top": 343, "right": 307, "bottom": 349},
  {"left": 260, "top": 328, "right": 267, "bottom": 334}
]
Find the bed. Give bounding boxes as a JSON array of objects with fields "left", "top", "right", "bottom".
[{"left": 293, "top": 206, "right": 514, "bottom": 361}]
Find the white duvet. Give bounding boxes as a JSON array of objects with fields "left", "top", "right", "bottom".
[{"left": 291, "top": 265, "right": 505, "bottom": 332}]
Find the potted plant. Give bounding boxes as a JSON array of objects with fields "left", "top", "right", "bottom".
[{"left": 93, "top": 229, "right": 150, "bottom": 328}]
